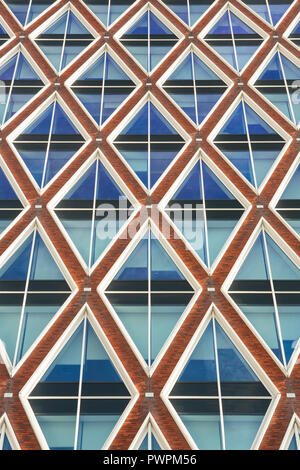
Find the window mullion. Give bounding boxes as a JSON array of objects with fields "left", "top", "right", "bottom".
[
  {"left": 88, "top": 158, "right": 100, "bottom": 270},
  {"left": 212, "top": 316, "right": 226, "bottom": 450},
  {"left": 148, "top": 9, "right": 150, "bottom": 75},
  {"left": 148, "top": 422, "right": 151, "bottom": 450},
  {"left": 13, "top": 230, "right": 37, "bottom": 368},
  {"left": 277, "top": 52, "right": 297, "bottom": 125},
  {"left": 74, "top": 316, "right": 87, "bottom": 451},
  {"left": 261, "top": 229, "right": 287, "bottom": 368},
  {"left": 241, "top": 100, "right": 258, "bottom": 190},
  {"left": 58, "top": 8, "right": 70, "bottom": 74},
  {"left": 228, "top": 10, "right": 239, "bottom": 73},
  {"left": 199, "top": 157, "right": 210, "bottom": 269},
  {"left": 2, "top": 50, "right": 20, "bottom": 126},
  {"left": 41, "top": 100, "right": 57, "bottom": 190},
  {"left": 99, "top": 51, "right": 107, "bottom": 127},
  {"left": 107, "top": 0, "right": 112, "bottom": 29},
  {"left": 148, "top": 227, "right": 151, "bottom": 370},
  {"left": 187, "top": 0, "right": 191, "bottom": 29},
  {"left": 265, "top": 0, "right": 273, "bottom": 27},
  {"left": 148, "top": 100, "right": 151, "bottom": 191},
  {"left": 0, "top": 423, "right": 5, "bottom": 450},
  {"left": 24, "top": 0, "right": 33, "bottom": 28},
  {"left": 191, "top": 51, "right": 199, "bottom": 127}
]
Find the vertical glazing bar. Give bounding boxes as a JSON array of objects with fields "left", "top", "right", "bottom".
[
  {"left": 74, "top": 316, "right": 87, "bottom": 450},
  {"left": 212, "top": 316, "right": 226, "bottom": 450}
]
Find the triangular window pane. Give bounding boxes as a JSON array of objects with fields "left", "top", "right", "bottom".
[{"left": 241, "top": 0, "right": 293, "bottom": 26}]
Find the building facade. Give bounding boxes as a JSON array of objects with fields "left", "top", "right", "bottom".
[{"left": 0, "top": 0, "right": 299, "bottom": 451}]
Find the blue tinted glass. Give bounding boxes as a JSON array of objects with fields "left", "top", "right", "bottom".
[
  {"left": 41, "top": 322, "right": 84, "bottom": 383},
  {"left": 0, "top": 233, "right": 33, "bottom": 281},
  {"left": 3, "top": 434, "right": 12, "bottom": 450},
  {"left": 215, "top": 322, "right": 260, "bottom": 383},
  {"left": 36, "top": 415, "right": 76, "bottom": 450},
  {"left": 0, "top": 303, "right": 22, "bottom": 361},
  {"left": 0, "top": 167, "right": 19, "bottom": 200},
  {"left": 115, "top": 235, "right": 148, "bottom": 281},
  {"left": 280, "top": 165, "right": 300, "bottom": 199},
  {"left": 181, "top": 413, "right": 222, "bottom": 450},
  {"left": 60, "top": 217, "right": 93, "bottom": 265},
  {"left": 151, "top": 234, "right": 185, "bottom": 281},
  {"left": 114, "top": 304, "right": 148, "bottom": 360},
  {"left": 30, "top": 232, "right": 64, "bottom": 281},
  {"left": 235, "top": 232, "right": 269, "bottom": 280},
  {"left": 288, "top": 434, "right": 297, "bottom": 450},
  {"left": 266, "top": 233, "right": 300, "bottom": 280},
  {"left": 178, "top": 321, "right": 217, "bottom": 383},
  {"left": 223, "top": 414, "right": 265, "bottom": 450},
  {"left": 82, "top": 322, "right": 122, "bottom": 383},
  {"left": 77, "top": 413, "right": 120, "bottom": 450},
  {"left": 241, "top": 305, "right": 283, "bottom": 362},
  {"left": 16, "top": 305, "right": 59, "bottom": 363},
  {"left": 277, "top": 305, "right": 300, "bottom": 363}
]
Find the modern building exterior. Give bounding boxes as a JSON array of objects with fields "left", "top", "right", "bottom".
[{"left": 0, "top": 0, "right": 299, "bottom": 451}]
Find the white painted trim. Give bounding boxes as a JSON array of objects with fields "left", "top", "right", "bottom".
[
  {"left": 129, "top": 413, "right": 171, "bottom": 450},
  {"left": 0, "top": 413, "right": 21, "bottom": 450}
]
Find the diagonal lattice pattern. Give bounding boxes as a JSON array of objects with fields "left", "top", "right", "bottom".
[{"left": 0, "top": 0, "right": 298, "bottom": 451}]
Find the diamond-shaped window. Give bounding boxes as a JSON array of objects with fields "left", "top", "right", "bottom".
[
  {"left": 162, "top": 0, "right": 215, "bottom": 27},
  {"left": 203, "top": 9, "right": 264, "bottom": 72},
  {"left": 34, "top": 9, "right": 95, "bottom": 73},
  {"left": 288, "top": 20, "right": 300, "bottom": 49},
  {"left": 0, "top": 51, "right": 44, "bottom": 126},
  {"left": 168, "top": 312, "right": 272, "bottom": 449},
  {"left": 85, "top": 0, "right": 132, "bottom": 27},
  {"left": 28, "top": 314, "right": 132, "bottom": 450},
  {"left": 228, "top": 229, "right": 300, "bottom": 368},
  {"left": 119, "top": 9, "right": 179, "bottom": 73},
  {"left": 162, "top": 50, "right": 228, "bottom": 126},
  {"left": 70, "top": 50, "right": 136, "bottom": 127},
  {"left": 165, "top": 155, "right": 245, "bottom": 269},
  {"left": 253, "top": 50, "right": 300, "bottom": 126},
  {"left": 12, "top": 99, "right": 86, "bottom": 190},
  {"left": 54, "top": 155, "right": 134, "bottom": 270},
  {"left": 0, "top": 228, "right": 72, "bottom": 369},
  {"left": 0, "top": 164, "right": 25, "bottom": 236},
  {"left": 105, "top": 228, "right": 195, "bottom": 369},
  {"left": 241, "top": 0, "right": 294, "bottom": 26},
  {"left": 113, "top": 99, "right": 186, "bottom": 190},
  {"left": 213, "top": 99, "right": 287, "bottom": 190},
  {"left": 276, "top": 161, "right": 300, "bottom": 238}
]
